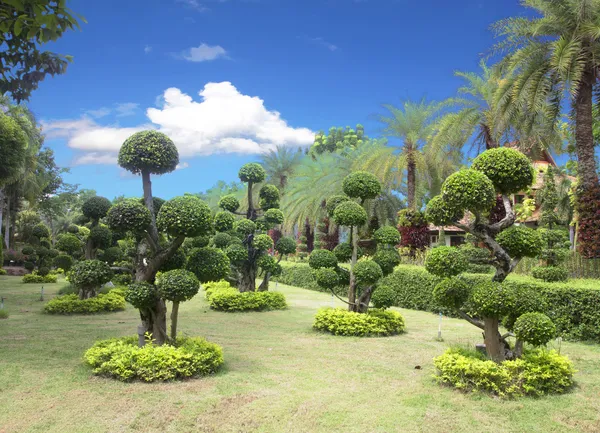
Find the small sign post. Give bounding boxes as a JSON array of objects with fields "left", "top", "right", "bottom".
[
  {"left": 0, "top": 297, "right": 4, "bottom": 309},
  {"left": 40, "top": 286, "right": 44, "bottom": 301},
  {"left": 438, "top": 312, "right": 442, "bottom": 340}
]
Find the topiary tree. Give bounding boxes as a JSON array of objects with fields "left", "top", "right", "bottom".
[
  {"left": 257, "top": 236, "right": 296, "bottom": 291},
  {"left": 81, "top": 196, "right": 112, "bottom": 259},
  {"left": 55, "top": 233, "right": 83, "bottom": 257},
  {"left": 53, "top": 254, "right": 74, "bottom": 272},
  {"left": 69, "top": 260, "right": 113, "bottom": 299},
  {"left": 107, "top": 130, "right": 214, "bottom": 346},
  {"left": 214, "top": 162, "right": 293, "bottom": 292},
  {"left": 156, "top": 269, "right": 200, "bottom": 340},
  {"left": 424, "top": 148, "right": 546, "bottom": 362}
]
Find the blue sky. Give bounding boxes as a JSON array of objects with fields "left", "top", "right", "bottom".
[{"left": 31, "top": 0, "right": 529, "bottom": 200}]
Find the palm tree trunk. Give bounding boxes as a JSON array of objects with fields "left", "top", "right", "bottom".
[
  {"left": 575, "top": 70, "right": 600, "bottom": 189},
  {"left": 481, "top": 123, "right": 497, "bottom": 150},
  {"left": 407, "top": 150, "right": 416, "bottom": 210}
]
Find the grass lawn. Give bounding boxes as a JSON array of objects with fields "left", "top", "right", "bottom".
[{"left": 1, "top": 276, "right": 600, "bottom": 433}]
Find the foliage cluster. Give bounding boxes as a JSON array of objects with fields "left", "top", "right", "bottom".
[
  {"left": 313, "top": 307, "right": 405, "bottom": 337},
  {"left": 204, "top": 281, "right": 287, "bottom": 312},
  {"left": 44, "top": 291, "right": 126, "bottom": 314}
]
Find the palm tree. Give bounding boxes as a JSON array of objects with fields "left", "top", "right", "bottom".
[
  {"left": 492, "top": 0, "right": 600, "bottom": 189},
  {"left": 259, "top": 146, "right": 303, "bottom": 191}
]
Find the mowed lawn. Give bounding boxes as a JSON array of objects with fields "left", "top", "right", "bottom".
[{"left": 1, "top": 276, "right": 600, "bottom": 433}]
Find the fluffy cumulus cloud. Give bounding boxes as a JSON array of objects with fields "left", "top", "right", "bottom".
[
  {"left": 183, "top": 43, "right": 228, "bottom": 62},
  {"left": 42, "top": 82, "right": 314, "bottom": 166}
]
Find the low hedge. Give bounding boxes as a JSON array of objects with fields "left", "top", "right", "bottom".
[
  {"left": 83, "top": 336, "right": 223, "bottom": 382},
  {"left": 273, "top": 263, "right": 348, "bottom": 296},
  {"left": 22, "top": 273, "right": 58, "bottom": 284},
  {"left": 0, "top": 269, "right": 7, "bottom": 276},
  {"left": 44, "top": 290, "right": 126, "bottom": 314},
  {"left": 313, "top": 307, "right": 405, "bottom": 337},
  {"left": 434, "top": 347, "right": 575, "bottom": 397},
  {"left": 204, "top": 281, "right": 287, "bottom": 312}
]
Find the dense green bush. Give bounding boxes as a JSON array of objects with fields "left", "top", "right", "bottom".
[
  {"left": 82, "top": 196, "right": 112, "bottom": 220},
  {"left": 326, "top": 194, "right": 350, "bottom": 216},
  {"left": 309, "top": 249, "right": 338, "bottom": 269},
  {"left": 186, "top": 247, "right": 230, "bottom": 283},
  {"left": 313, "top": 308, "right": 405, "bottom": 337},
  {"left": 218, "top": 195, "right": 240, "bottom": 213},
  {"left": 84, "top": 336, "right": 223, "bottom": 382},
  {"left": 69, "top": 260, "right": 113, "bottom": 295},
  {"left": 99, "top": 246, "right": 123, "bottom": 265},
  {"left": 118, "top": 130, "right": 179, "bottom": 175},
  {"left": 434, "top": 347, "right": 574, "bottom": 397},
  {"left": 333, "top": 200, "right": 368, "bottom": 227},
  {"left": 32, "top": 223, "right": 50, "bottom": 240},
  {"left": 441, "top": 169, "right": 496, "bottom": 213},
  {"left": 471, "top": 148, "right": 535, "bottom": 195},
  {"left": 314, "top": 267, "right": 340, "bottom": 290},
  {"left": 238, "top": 162, "right": 266, "bottom": 183},
  {"left": 23, "top": 261, "right": 35, "bottom": 271},
  {"left": 433, "top": 277, "right": 470, "bottom": 309},
  {"left": 106, "top": 200, "right": 152, "bottom": 234},
  {"left": 425, "top": 246, "right": 468, "bottom": 278},
  {"left": 205, "top": 282, "right": 287, "bottom": 312},
  {"left": 373, "top": 249, "right": 401, "bottom": 275},
  {"left": 214, "top": 211, "right": 235, "bottom": 232},
  {"left": 89, "top": 225, "right": 112, "bottom": 249},
  {"left": 342, "top": 171, "right": 381, "bottom": 200},
  {"left": 22, "top": 273, "right": 57, "bottom": 283},
  {"left": 353, "top": 259, "right": 383, "bottom": 285},
  {"left": 532, "top": 266, "right": 569, "bottom": 282},
  {"left": 496, "top": 226, "right": 543, "bottom": 259},
  {"left": 44, "top": 291, "right": 126, "bottom": 314},
  {"left": 157, "top": 269, "right": 199, "bottom": 303},
  {"left": 425, "top": 195, "right": 464, "bottom": 226},
  {"left": 55, "top": 233, "right": 82, "bottom": 256},
  {"left": 157, "top": 196, "right": 212, "bottom": 238},
  {"left": 125, "top": 282, "right": 158, "bottom": 309},
  {"left": 514, "top": 313, "right": 556, "bottom": 346},
  {"left": 373, "top": 226, "right": 400, "bottom": 245}
]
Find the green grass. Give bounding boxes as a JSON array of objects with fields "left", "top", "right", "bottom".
[{"left": 1, "top": 275, "right": 600, "bottom": 432}]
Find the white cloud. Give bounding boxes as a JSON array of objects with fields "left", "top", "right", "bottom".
[
  {"left": 42, "top": 82, "right": 314, "bottom": 166},
  {"left": 176, "top": 162, "right": 190, "bottom": 170},
  {"left": 144, "top": 45, "right": 152, "bottom": 54},
  {"left": 86, "top": 107, "right": 111, "bottom": 118},
  {"left": 308, "top": 37, "right": 338, "bottom": 52},
  {"left": 115, "top": 102, "right": 139, "bottom": 117},
  {"left": 176, "top": 0, "right": 207, "bottom": 11},
  {"left": 183, "top": 43, "right": 227, "bottom": 62}
]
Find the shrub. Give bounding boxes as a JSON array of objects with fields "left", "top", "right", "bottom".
[
  {"left": 22, "top": 273, "right": 57, "bottom": 283},
  {"left": 38, "top": 266, "right": 50, "bottom": 276},
  {"left": 89, "top": 225, "right": 112, "bottom": 249},
  {"left": 206, "top": 283, "right": 287, "bottom": 312},
  {"left": 234, "top": 218, "right": 256, "bottom": 236},
  {"left": 107, "top": 200, "right": 152, "bottom": 234},
  {"left": 434, "top": 348, "right": 574, "bottom": 397},
  {"left": 82, "top": 196, "right": 112, "bottom": 220},
  {"left": 425, "top": 246, "right": 468, "bottom": 278},
  {"left": 342, "top": 171, "right": 381, "bottom": 200},
  {"left": 23, "top": 261, "right": 35, "bottom": 271},
  {"left": 44, "top": 291, "right": 126, "bottom": 314},
  {"left": 83, "top": 336, "right": 223, "bottom": 382},
  {"left": 373, "top": 226, "right": 400, "bottom": 246},
  {"left": 514, "top": 312, "right": 556, "bottom": 346},
  {"left": 441, "top": 169, "right": 496, "bottom": 213},
  {"left": 333, "top": 242, "right": 353, "bottom": 262},
  {"left": 372, "top": 249, "right": 401, "bottom": 275},
  {"left": 214, "top": 211, "right": 235, "bottom": 232},
  {"left": 212, "top": 232, "right": 232, "bottom": 249},
  {"left": 425, "top": 195, "right": 464, "bottom": 226},
  {"left": 0, "top": 309, "right": 8, "bottom": 319},
  {"left": 99, "top": 246, "right": 123, "bottom": 265},
  {"left": 470, "top": 281, "right": 515, "bottom": 318},
  {"left": 333, "top": 200, "right": 368, "bottom": 227},
  {"left": 55, "top": 233, "right": 82, "bottom": 256},
  {"left": 314, "top": 267, "right": 340, "bottom": 290},
  {"left": 113, "top": 273, "right": 133, "bottom": 286},
  {"left": 70, "top": 260, "right": 113, "bottom": 294},
  {"left": 226, "top": 243, "right": 248, "bottom": 263},
  {"left": 252, "top": 234, "right": 274, "bottom": 251},
  {"left": 21, "top": 245, "right": 35, "bottom": 255},
  {"left": 0, "top": 269, "right": 6, "bottom": 276},
  {"left": 218, "top": 195, "right": 240, "bottom": 213},
  {"left": 258, "top": 184, "right": 280, "bottom": 209},
  {"left": 157, "top": 269, "right": 199, "bottom": 303},
  {"left": 264, "top": 208, "right": 284, "bottom": 225},
  {"left": 275, "top": 237, "right": 296, "bottom": 256},
  {"left": 496, "top": 226, "right": 542, "bottom": 259},
  {"left": 433, "top": 277, "right": 470, "bottom": 309},
  {"left": 532, "top": 266, "right": 569, "bottom": 282},
  {"left": 186, "top": 247, "right": 230, "bottom": 283},
  {"left": 238, "top": 162, "right": 266, "bottom": 183},
  {"left": 125, "top": 282, "right": 158, "bottom": 309},
  {"left": 309, "top": 249, "right": 338, "bottom": 269},
  {"left": 353, "top": 259, "right": 383, "bottom": 285},
  {"left": 32, "top": 223, "right": 50, "bottom": 240},
  {"left": 118, "top": 130, "right": 179, "bottom": 175},
  {"left": 326, "top": 195, "right": 350, "bottom": 216},
  {"left": 157, "top": 196, "right": 212, "bottom": 238},
  {"left": 471, "top": 148, "right": 535, "bottom": 195},
  {"left": 370, "top": 284, "right": 396, "bottom": 309},
  {"left": 313, "top": 308, "right": 405, "bottom": 337}
]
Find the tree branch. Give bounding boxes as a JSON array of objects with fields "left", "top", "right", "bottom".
[
  {"left": 489, "top": 194, "right": 516, "bottom": 234},
  {"left": 457, "top": 310, "right": 485, "bottom": 330},
  {"left": 144, "top": 232, "right": 159, "bottom": 253}
]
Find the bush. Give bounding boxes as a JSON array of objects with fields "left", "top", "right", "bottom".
[
  {"left": 234, "top": 218, "right": 256, "bottom": 236},
  {"left": 238, "top": 162, "right": 266, "bottom": 183},
  {"left": 106, "top": 200, "right": 152, "bottom": 234},
  {"left": 434, "top": 347, "right": 575, "bottom": 397},
  {"left": 82, "top": 196, "right": 112, "bottom": 220},
  {"left": 373, "top": 249, "right": 400, "bottom": 275},
  {"left": 373, "top": 226, "right": 400, "bottom": 246},
  {"left": 441, "top": 169, "right": 496, "bottom": 213},
  {"left": 205, "top": 282, "right": 287, "bottom": 312},
  {"left": 496, "top": 226, "right": 542, "bottom": 259},
  {"left": 370, "top": 284, "right": 396, "bottom": 309},
  {"left": 275, "top": 237, "right": 296, "bottom": 256},
  {"left": 333, "top": 200, "right": 368, "bottom": 227},
  {"left": 212, "top": 232, "right": 232, "bottom": 249},
  {"left": 186, "top": 247, "right": 230, "bottom": 283},
  {"left": 157, "top": 269, "right": 199, "bottom": 302},
  {"left": 157, "top": 196, "right": 212, "bottom": 238},
  {"left": 0, "top": 269, "right": 6, "bottom": 276},
  {"left": 314, "top": 267, "right": 340, "bottom": 290},
  {"left": 44, "top": 291, "right": 126, "bottom": 314},
  {"left": 253, "top": 234, "right": 274, "bottom": 251},
  {"left": 55, "top": 233, "right": 82, "bottom": 256},
  {"left": 89, "top": 225, "right": 112, "bottom": 249},
  {"left": 470, "top": 281, "right": 515, "bottom": 318},
  {"left": 38, "top": 266, "right": 50, "bottom": 276},
  {"left": 514, "top": 312, "right": 556, "bottom": 346},
  {"left": 326, "top": 195, "right": 350, "bottom": 216},
  {"left": 342, "top": 171, "right": 381, "bottom": 200},
  {"left": 83, "top": 335, "right": 223, "bottom": 382},
  {"left": 70, "top": 260, "right": 113, "bottom": 292},
  {"left": 258, "top": 184, "right": 280, "bottom": 209},
  {"left": 23, "top": 261, "right": 35, "bottom": 271},
  {"left": 309, "top": 249, "right": 338, "bottom": 270},
  {"left": 471, "top": 148, "right": 534, "bottom": 195},
  {"left": 433, "top": 277, "right": 470, "bottom": 309},
  {"left": 218, "top": 195, "right": 240, "bottom": 213},
  {"left": 353, "top": 259, "right": 383, "bottom": 285},
  {"left": 0, "top": 309, "right": 8, "bottom": 319},
  {"left": 99, "top": 246, "right": 123, "bottom": 265},
  {"left": 113, "top": 273, "right": 133, "bottom": 286},
  {"left": 532, "top": 266, "right": 569, "bottom": 282},
  {"left": 22, "top": 273, "right": 57, "bottom": 283},
  {"left": 313, "top": 308, "right": 405, "bottom": 337},
  {"left": 32, "top": 223, "right": 50, "bottom": 240},
  {"left": 425, "top": 195, "right": 463, "bottom": 226},
  {"left": 125, "top": 283, "right": 159, "bottom": 309},
  {"left": 214, "top": 211, "right": 235, "bottom": 232},
  {"left": 425, "top": 246, "right": 468, "bottom": 278}
]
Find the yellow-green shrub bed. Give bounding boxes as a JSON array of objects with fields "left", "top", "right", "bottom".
[
  {"left": 313, "top": 307, "right": 405, "bottom": 337},
  {"left": 83, "top": 336, "right": 224, "bottom": 382},
  {"left": 44, "top": 290, "right": 126, "bottom": 314},
  {"left": 204, "top": 281, "right": 287, "bottom": 312}
]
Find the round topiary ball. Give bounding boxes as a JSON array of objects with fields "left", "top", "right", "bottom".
[
  {"left": 32, "top": 223, "right": 50, "bottom": 240},
  {"left": 70, "top": 260, "right": 113, "bottom": 290},
  {"left": 496, "top": 226, "right": 543, "bottom": 259},
  {"left": 214, "top": 211, "right": 235, "bottom": 232},
  {"left": 54, "top": 254, "right": 74, "bottom": 272},
  {"left": 370, "top": 284, "right": 396, "bottom": 310},
  {"left": 89, "top": 225, "right": 112, "bottom": 249},
  {"left": 342, "top": 171, "right": 381, "bottom": 200},
  {"left": 373, "top": 248, "right": 401, "bottom": 275},
  {"left": 159, "top": 248, "right": 187, "bottom": 272},
  {"left": 353, "top": 259, "right": 383, "bottom": 285},
  {"left": 314, "top": 267, "right": 340, "bottom": 290},
  {"left": 40, "top": 239, "right": 51, "bottom": 249},
  {"left": 333, "top": 242, "right": 353, "bottom": 262},
  {"left": 257, "top": 254, "right": 278, "bottom": 273},
  {"left": 138, "top": 197, "right": 165, "bottom": 217},
  {"left": 38, "top": 267, "right": 50, "bottom": 277},
  {"left": 21, "top": 245, "right": 35, "bottom": 255},
  {"left": 326, "top": 195, "right": 350, "bottom": 217},
  {"left": 433, "top": 277, "right": 470, "bottom": 309},
  {"left": 425, "top": 246, "right": 468, "bottom": 278},
  {"left": 333, "top": 201, "right": 368, "bottom": 227},
  {"left": 125, "top": 282, "right": 158, "bottom": 309},
  {"left": 184, "top": 236, "right": 211, "bottom": 251},
  {"left": 48, "top": 249, "right": 59, "bottom": 259},
  {"left": 253, "top": 234, "right": 274, "bottom": 251},
  {"left": 234, "top": 219, "right": 256, "bottom": 236},
  {"left": 118, "top": 130, "right": 179, "bottom": 175},
  {"left": 309, "top": 249, "right": 338, "bottom": 270},
  {"left": 186, "top": 247, "right": 231, "bottom": 283},
  {"left": 24, "top": 261, "right": 35, "bottom": 271},
  {"left": 213, "top": 232, "right": 232, "bottom": 249},
  {"left": 425, "top": 195, "right": 464, "bottom": 226},
  {"left": 82, "top": 196, "right": 112, "bottom": 221},
  {"left": 259, "top": 184, "right": 280, "bottom": 210},
  {"left": 157, "top": 269, "right": 200, "bottom": 302},
  {"left": 35, "top": 246, "right": 49, "bottom": 257},
  {"left": 226, "top": 243, "right": 248, "bottom": 263},
  {"left": 275, "top": 237, "right": 296, "bottom": 256},
  {"left": 470, "top": 281, "right": 515, "bottom": 318},
  {"left": 441, "top": 169, "right": 496, "bottom": 214},
  {"left": 239, "top": 163, "right": 266, "bottom": 183},
  {"left": 67, "top": 225, "right": 80, "bottom": 234},
  {"left": 218, "top": 195, "right": 240, "bottom": 213},
  {"left": 264, "top": 208, "right": 284, "bottom": 225},
  {"left": 373, "top": 226, "right": 400, "bottom": 246},
  {"left": 472, "top": 148, "right": 535, "bottom": 195},
  {"left": 106, "top": 200, "right": 152, "bottom": 234},
  {"left": 157, "top": 196, "right": 212, "bottom": 238},
  {"left": 55, "top": 233, "right": 82, "bottom": 256},
  {"left": 513, "top": 312, "right": 556, "bottom": 346},
  {"left": 99, "top": 246, "right": 123, "bottom": 265}
]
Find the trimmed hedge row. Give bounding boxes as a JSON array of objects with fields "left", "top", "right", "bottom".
[
  {"left": 273, "top": 263, "right": 348, "bottom": 296},
  {"left": 204, "top": 281, "right": 287, "bottom": 312},
  {"left": 313, "top": 307, "right": 405, "bottom": 337},
  {"left": 44, "top": 290, "right": 126, "bottom": 314},
  {"left": 23, "top": 273, "right": 58, "bottom": 284}
]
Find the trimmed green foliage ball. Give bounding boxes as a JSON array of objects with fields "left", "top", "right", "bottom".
[
  {"left": 56, "top": 233, "right": 82, "bottom": 255},
  {"left": 309, "top": 249, "right": 338, "bottom": 270},
  {"left": 433, "top": 277, "right": 470, "bottom": 309},
  {"left": 333, "top": 200, "right": 368, "bottom": 227},
  {"left": 470, "top": 281, "right": 515, "bottom": 318},
  {"left": 496, "top": 226, "right": 543, "bottom": 259},
  {"left": 138, "top": 197, "right": 165, "bottom": 216},
  {"left": 0, "top": 113, "right": 27, "bottom": 183},
  {"left": 472, "top": 148, "right": 535, "bottom": 195},
  {"left": 70, "top": 260, "right": 113, "bottom": 290},
  {"left": 373, "top": 226, "right": 400, "bottom": 246},
  {"left": 333, "top": 242, "right": 353, "bottom": 262},
  {"left": 125, "top": 282, "right": 159, "bottom": 309},
  {"left": 38, "top": 267, "right": 50, "bottom": 276},
  {"left": 514, "top": 312, "right": 556, "bottom": 346},
  {"left": 239, "top": 163, "right": 266, "bottom": 183},
  {"left": 397, "top": 209, "right": 426, "bottom": 228},
  {"left": 24, "top": 261, "right": 35, "bottom": 271},
  {"left": 212, "top": 232, "right": 232, "bottom": 249},
  {"left": 157, "top": 196, "right": 212, "bottom": 238},
  {"left": 214, "top": 211, "right": 235, "bottom": 232},
  {"left": 118, "top": 130, "right": 179, "bottom": 175},
  {"left": 226, "top": 243, "right": 248, "bottom": 263},
  {"left": 89, "top": 225, "right": 112, "bottom": 249},
  {"left": 425, "top": 195, "right": 464, "bottom": 226},
  {"left": 184, "top": 236, "right": 210, "bottom": 251},
  {"left": 157, "top": 269, "right": 200, "bottom": 303},
  {"left": 82, "top": 196, "right": 112, "bottom": 220},
  {"left": 99, "top": 247, "right": 123, "bottom": 265},
  {"left": 441, "top": 169, "right": 496, "bottom": 213},
  {"left": 275, "top": 237, "right": 296, "bottom": 255},
  {"left": 186, "top": 247, "right": 230, "bottom": 283},
  {"left": 370, "top": 284, "right": 396, "bottom": 310},
  {"left": 54, "top": 254, "right": 74, "bottom": 272},
  {"left": 68, "top": 225, "right": 80, "bottom": 234},
  {"left": 159, "top": 248, "right": 187, "bottom": 272},
  {"left": 532, "top": 266, "right": 569, "bottom": 282},
  {"left": 234, "top": 219, "right": 256, "bottom": 236},
  {"left": 373, "top": 249, "right": 400, "bottom": 275},
  {"left": 48, "top": 249, "right": 59, "bottom": 258},
  {"left": 253, "top": 234, "right": 273, "bottom": 251},
  {"left": 326, "top": 195, "right": 350, "bottom": 217},
  {"left": 314, "top": 267, "right": 340, "bottom": 290},
  {"left": 35, "top": 246, "right": 49, "bottom": 257},
  {"left": 39, "top": 239, "right": 51, "bottom": 249},
  {"left": 425, "top": 246, "right": 468, "bottom": 278},
  {"left": 259, "top": 184, "right": 280, "bottom": 209},
  {"left": 353, "top": 259, "right": 383, "bottom": 285},
  {"left": 218, "top": 195, "right": 240, "bottom": 213},
  {"left": 342, "top": 171, "right": 381, "bottom": 200},
  {"left": 264, "top": 208, "right": 284, "bottom": 225},
  {"left": 21, "top": 245, "right": 35, "bottom": 255},
  {"left": 32, "top": 223, "right": 50, "bottom": 240},
  {"left": 107, "top": 200, "right": 152, "bottom": 234}
]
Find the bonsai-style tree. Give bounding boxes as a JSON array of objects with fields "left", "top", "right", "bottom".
[
  {"left": 81, "top": 196, "right": 112, "bottom": 259},
  {"left": 257, "top": 236, "right": 297, "bottom": 291},
  {"left": 55, "top": 233, "right": 83, "bottom": 257},
  {"left": 107, "top": 130, "right": 217, "bottom": 345},
  {"left": 214, "top": 163, "right": 291, "bottom": 292},
  {"left": 425, "top": 148, "right": 549, "bottom": 362},
  {"left": 156, "top": 269, "right": 200, "bottom": 340},
  {"left": 70, "top": 260, "right": 113, "bottom": 299},
  {"left": 24, "top": 223, "right": 54, "bottom": 275}
]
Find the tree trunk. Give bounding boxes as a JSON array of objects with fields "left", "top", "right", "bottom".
[
  {"left": 348, "top": 225, "right": 358, "bottom": 312},
  {"left": 407, "top": 150, "right": 416, "bottom": 210},
  {"left": 78, "top": 287, "right": 97, "bottom": 300},
  {"left": 0, "top": 188, "right": 4, "bottom": 248},
  {"left": 569, "top": 225, "right": 575, "bottom": 250},
  {"left": 483, "top": 317, "right": 504, "bottom": 362},
  {"left": 258, "top": 273, "right": 270, "bottom": 291},
  {"left": 4, "top": 194, "right": 10, "bottom": 249},
  {"left": 170, "top": 301, "right": 180, "bottom": 340},
  {"left": 574, "top": 69, "right": 600, "bottom": 190},
  {"left": 141, "top": 170, "right": 159, "bottom": 242},
  {"left": 356, "top": 285, "right": 374, "bottom": 313},
  {"left": 239, "top": 260, "right": 257, "bottom": 292},
  {"left": 481, "top": 123, "right": 497, "bottom": 150}
]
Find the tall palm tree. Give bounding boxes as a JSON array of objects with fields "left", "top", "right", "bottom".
[
  {"left": 259, "top": 145, "right": 303, "bottom": 191},
  {"left": 492, "top": 0, "right": 600, "bottom": 189}
]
